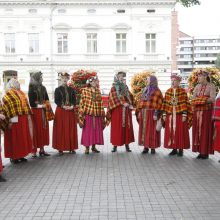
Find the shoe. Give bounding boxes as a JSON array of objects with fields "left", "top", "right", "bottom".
[
  {"left": 0, "top": 175, "right": 6, "bottom": 182},
  {"left": 169, "top": 149, "right": 177, "bottom": 156},
  {"left": 91, "top": 145, "right": 100, "bottom": 153},
  {"left": 177, "top": 150, "right": 183, "bottom": 157},
  {"left": 125, "top": 145, "right": 132, "bottom": 152},
  {"left": 32, "top": 154, "right": 37, "bottom": 158},
  {"left": 196, "top": 154, "right": 202, "bottom": 159},
  {"left": 59, "top": 151, "right": 64, "bottom": 156},
  {"left": 142, "top": 148, "right": 149, "bottom": 154},
  {"left": 111, "top": 146, "right": 117, "bottom": 153},
  {"left": 69, "top": 150, "right": 76, "bottom": 154},
  {"left": 200, "top": 155, "right": 209, "bottom": 159},
  {"left": 39, "top": 151, "right": 50, "bottom": 156},
  {"left": 10, "top": 159, "right": 20, "bottom": 164},
  {"left": 19, "top": 158, "right": 28, "bottom": 162},
  {"left": 85, "top": 148, "right": 90, "bottom": 154},
  {"left": 151, "top": 149, "right": 156, "bottom": 154}
]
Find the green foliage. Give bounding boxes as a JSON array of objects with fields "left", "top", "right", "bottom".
[{"left": 179, "top": 0, "right": 200, "bottom": 7}]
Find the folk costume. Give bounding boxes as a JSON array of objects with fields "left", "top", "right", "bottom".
[
  {"left": 136, "top": 75, "right": 163, "bottom": 154},
  {"left": 106, "top": 72, "right": 134, "bottom": 153},
  {"left": 78, "top": 76, "right": 105, "bottom": 154},
  {"left": 28, "top": 71, "right": 54, "bottom": 157},
  {"left": 212, "top": 92, "right": 220, "bottom": 161},
  {"left": 53, "top": 72, "right": 78, "bottom": 154},
  {"left": 192, "top": 70, "right": 215, "bottom": 159},
  {"left": 161, "top": 74, "right": 191, "bottom": 156},
  {"left": 2, "top": 78, "right": 33, "bottom": 164}
]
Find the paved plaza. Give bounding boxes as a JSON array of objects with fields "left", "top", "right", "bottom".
[{"left": 1, "top": 116, "right": 220, "bottom": 220}]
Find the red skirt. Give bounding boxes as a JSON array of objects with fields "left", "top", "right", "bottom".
[
  {"left": 164, "top": 114, "right": 190, "bottom": 149},
  {"left": 213, "top": 121, "right": 220, "bottom": 153},
  {"left": 192, "top": 109, "right": 214, "bottom": 155},
  {"left": 4, "top": 115, "right": 33, "bottom": 159},
  {"left": 0, "top": 133, "right": 3, "bottom": 172},
  {"left": 110, "top": 106, "right": 134, "bottom": 146},
  {"left": 53, "top": 107, "right": 78, "bottom": 151},
  {"left": 138, "top": 109, "right": 160, "bottom": 148},
  {"left": 31, "top": 108, "right": 49, "bottom": 152}
]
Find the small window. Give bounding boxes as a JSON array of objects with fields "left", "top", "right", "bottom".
[
  {"left": 28, "top": 9, "right": 37, "bottom": 14},
  {"left": 117, "top": 9, "right": 125, "bottom": 13},
  {"left": 147, "top": 9, "right": 155, "bottom": 13},
  {"left": 58, "top": 9, "right": 66, "bottom": 14},
  {"left": 87, "top": 9, "right": 96, "bottom": 13}
]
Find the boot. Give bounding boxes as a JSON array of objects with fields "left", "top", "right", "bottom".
[
  {"left": 85, "top": 147, "right": 90, "bottom": 154},
  {"left": 151, "top": 149, "right": 156, "bottom": 154},
  {"left": 142, "top": 148, "right": 149, "bottom": 154},
  {"left": 125, "top": 145, "right": 132, "bottom": 152},
  {"left": 177, "top": 149, "right": 183, "bottom": 157},
  {"left": 111, "top": 146, "right": 117, "bottom": 153},
  {"left": 169, "top": 149, "right": 177, "bottom": 156},
  {"left": 91, "top": 145, "right": 100, "bottom": 153}
]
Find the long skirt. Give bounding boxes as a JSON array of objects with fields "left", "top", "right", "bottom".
[
  {"left": 192, "top": 109, "right": 214, "bottom": 155},
  {"left": 81, "top": 115, "right": 104, "bottom": 146},
  {"left": 53, "top": 107, "right": 78, "bottom": 151},
  {"left": 138, "top": 109, "right": 160, "bottom": 148},
  {"left": 164, "top": 114, "right": 190, "bottom": 149},
  {"left": 32, "top": 108, "right": 49, "bottom": 153},
  {"left": 4, "top": 115, "right": 33, "bottom": 160},
  {"left": 213, "top": 121, "right": 220, "bottom": 153},
  {"left": 110, "top": 106, "right": 134, "bottom": 146}
]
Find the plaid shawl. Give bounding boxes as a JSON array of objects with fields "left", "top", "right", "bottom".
[
  {"left": 0, "top": 101, "right": 9, "bottom": 131},
  {"left": 191, "top": 96, "right": 212, "bottom": 111},
  {"left": 161, "top": 87, "right": 192, "bottom": 128},
  {"left": 2, "top": 88, "right": 32, "bottom": 119},
  {"left": 136, "top": 89, "right": 163, "bottom": 110},
  {"left": 78, "top": 87, "right": 105, "bottom": 127}
]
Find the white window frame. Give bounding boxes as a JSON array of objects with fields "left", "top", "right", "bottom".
[
  {"left": 57, "top": 33, "right": 68, "bottom": 53},
  {"left": 28, "top": 33, "right": 39, "bottom": 54},
  {"left": 4, "top": 33, "right": 15, "bottom": 53},
  {"left": 87, "top": 33, "right": 97, "bottom": 53},
  {"left": 145, "top": 33, "right": 156, "bottom": 53},
  {"left": 116, "top": 33, "right": 127, "bottom": 53}
]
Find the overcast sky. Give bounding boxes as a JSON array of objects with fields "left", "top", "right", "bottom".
[{"left": 176, "top": 0, "right": 220, "bottom": 36}]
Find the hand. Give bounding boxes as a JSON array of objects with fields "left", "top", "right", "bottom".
[
  {"left": 153, "top": 115, "right": 157, "bottom": 121},
  {"left": 42, "top": 104, "right": 46, "bottom": 108},
  {"left": 162, "top": 115, "right": 166, "bottom": 121},
  {"left": 0, "top": 114, "right": 5, "bottom": 120},
  {"left": 129, "top": 105, "right": 134, "bottom": 110},
  {"left": 182, "top": 116, "right": 187, "bottom": 122},
  {"left": 123, "top": 103, "right": 129, "bottom": 107}
]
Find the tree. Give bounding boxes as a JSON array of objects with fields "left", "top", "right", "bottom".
[
  {"left": 215, "top": 53, "right": 220, "bottom": 70},
  {"left": 179, "top": 0, "right": 200, "bottom": 7}
]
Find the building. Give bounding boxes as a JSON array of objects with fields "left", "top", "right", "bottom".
[
  {"left": 0, "top": 0, "right": 176, "bottom": 97},
  {"left": 177, "top": 31, "right": 220, "bottom": 79}
]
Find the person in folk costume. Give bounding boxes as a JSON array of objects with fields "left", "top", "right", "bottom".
[
  {"left": 192, "top": 70, "right": 216, "bottom": 159},
  {"left": 78, "top": 75, "right": 105, "bottom": 154},
  {"left": 161, "top": 74, "right": 191, "bottom": 157},
  {"left": 136, "top": 75, "right": 163, "bottom": 154},
  {"left": 53, "top": 72, "right": 78, "bottom": 155},
  {"left": 106, "top": 71, "right": 134, "bottom": 153},
  {"left": 0, "top": 99, "right": 7, "bottom": 182},
  {"left": 212, "top": 91, "right": 220, "bottom": 162},
  {"left": 28, "top": 71, "right": 52, "bottom": 157},
  {"left": 2, "top": 78, "right": 33, "bottom": 164}
]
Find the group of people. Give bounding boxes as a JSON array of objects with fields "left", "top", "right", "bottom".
[{"left": 0, "top": 69, "right": 220, "bottom": 182}]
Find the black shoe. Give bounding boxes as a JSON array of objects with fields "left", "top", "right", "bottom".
[
  {"left": 169, "top": 149, "right": 177, "bottom": 156},
  {"left": 125, "top": 145, "right": 132, "bottom": 152},
  {"left": 19, "top": 158, "right": 28, "bottom": 162},
  {"left": 10, "top": 159, "right": 20, "bottom": 164},
  {"left": 91, "top": 145, "right": 100, "bottom": 153},
  {"left": 85, "top": 148, "right": 90, "bottom": 154},
  {"left": 177, "top": 150, "right": 183, "bottom": 157},
  {"left": 151, "top": 149, "right": 156, "bottom": 154},
  {"left": 111, "top": 146, "right": 117, "bottom": 153},
  {"left": 39, "top": 151, "right": 51, "bottom": 156},
  {"left": 142, "top": 148, "right": 149, "bottom": 154},
  {"left": 200, "top": 155, "right": 209, "bottom": 159},
  {"left": 69, "top": 150, "right": 76, "bottom": 154},
  {"left": 32, "top": 154, "right": 37, "bottom": 158},
  {"left": 0, "top": 175, "right": 6, "bottom": 182},
  {"left": 59, "top": 151, "right": 64, "bottom": 156},
  {"left": 196, "top": 154, "right": 202, "bottom": 159}
]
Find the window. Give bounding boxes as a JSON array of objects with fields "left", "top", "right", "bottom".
[
  {"left": 57, "top": 33, "right": 68, "bottom": 53},
  {"left": 87, "top": 33, "right": 97, "bottom": 53},
  {"left": 147, "top": 9, "right": 155, "bottom": 13},
  {"left": 5, "top": 33, "right": 15, "bottom": 53},
  {"left": 183, "top": 47, "right": 192, "bottom": 51},
  {"left": 184, "top": 54, "right": 191, "bottom": 58},
  {"left": 28, "top": 9, "right": 37, "bottom": 14},
  {"left": 28, "top": 33, "right": 39, "bottom": 53},
  {"left": 116, "top": 33, "right": 126, "bottom": 53},
  {"left": 117, "top": 9, "right": 125, "bottom": 13},
  {"left": 145, "top": 33, "right": 156, "bottom": 53}
]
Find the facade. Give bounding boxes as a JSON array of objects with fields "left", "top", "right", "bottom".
[
  {"left": 0, "top": 0, "right": 176, "bottom": 97},
  {"left": 177, "top": 32, "right": 220, "bottom": 79}
]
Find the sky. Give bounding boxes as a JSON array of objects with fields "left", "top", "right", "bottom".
[{"left": 176, "top": 0, "right": 220, "bottom": 36}]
